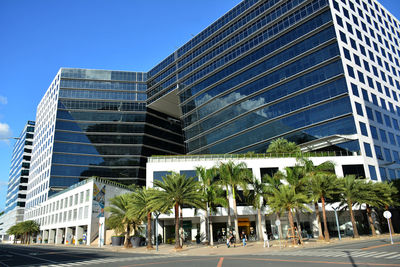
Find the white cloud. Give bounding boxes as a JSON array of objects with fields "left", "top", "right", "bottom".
[
  {"left": 0, "top": 96, "right": 7, "bottom": 105},
  {"left": 0, "top": 122, "right": 11, "bottom": 139}
]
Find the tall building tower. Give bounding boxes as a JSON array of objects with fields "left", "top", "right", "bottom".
[
  {"left": 0, "top": 121, "right": 35, "bottom": 240},
  {"left": 146, "top": 0, "right": 400, "bottom": 181},
  {"left": 25, "top": 68, "right": 184, "bottom": 216}
]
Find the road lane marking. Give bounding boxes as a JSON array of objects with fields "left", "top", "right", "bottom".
[
  {"left": 362, "top": 242, "right": 400, "bottom": 250},
  {"left": 386, "top": 254, "right": 400, "bottom": 259},
  {"left": 349, "top": 251, "right": 370, "bottom": 257},
  {"left": 217, "top": 257, "right": 224, "bottom": 267},
  {"left": 374, "top": 252, "right": 399, "bottom": 258},
  {"left": 6, "top": 251, "right": 57, "bottom": 264},
  {"left": 232, "top": 256, "right": 400, "bottom": 266},
  {"left": 120, "top": 257, "right": 217, "bottom": 267}
]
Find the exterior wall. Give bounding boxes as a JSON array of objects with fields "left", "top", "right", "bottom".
[
  {"left": 146, "top": 0, "right": 400, "bottom": 182},
  {"left": 146, "top": 154, "right": 367, "bottom": 241},
  {"left": 24, "top": 179, "right": 129, "bottom": 245},
  {"left": 329, "top": 0, "right": 400, "bottom": 181},
  {"left": 0, "top": 121, "right": 35, "bottom": 237},
  {"left": 147, "top": 0, "right": 360, "bottom": 156},
  {"left": 25, "top": 68, "right": 184, "bottom": 217}
]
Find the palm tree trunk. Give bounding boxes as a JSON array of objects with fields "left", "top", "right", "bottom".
[
  {"left": 204, "top": 203, "right": 209, "bottom": 245},
  {"left": 348, "top": 201, "right": 359, "bottom": 238},
  {"left": 174, "top": 203, "right": 181, "bottom": 249},
  {"left": 295, "top": 209, "right": 302, "bottom": 237},
  {"left": 124, "top": 223, "right": 130, "bottom": 248},
  {"left": 180, "top": 205, "right": 184, "bottom": 247},
  {"left": 209, "top": 215, "right": 214, "bottom": 246},
  {"left": 226, "top": 187, "right": 231, "bottom": 231},
  {"left": 315, "top": 202, "right": 324, "bottom": 240},
  {"left": 257, "top": 208, "right": 263, "bottom": 241},
  {"left": 147, "top": 212, "right": 153, "bottom": 249},
  {"left": 321, "top": 196, "right": 330, "bottom": 241},
  {"left": 288, "top": 209, "right": 296, "bottom": 244},
  {"left": 366, "top": 205, "right": 376, "bottom": 236},
  {"left": 232, "top": 187, "right": 240, "bottom": 242}
]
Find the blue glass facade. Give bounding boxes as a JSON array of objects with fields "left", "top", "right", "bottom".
[
  {"left": 147, "top": 0, "right": 358, "bottom": 154},
  {"left": 5, "top": 121, "right": 35, "bottom": 214},
  {"left": 51, "top": 69, "right": 184, "bottom": 189}
]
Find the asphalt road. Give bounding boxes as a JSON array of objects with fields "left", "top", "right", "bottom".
[{"left": 0, "top": 237, "right": 399, "bottom": 267}]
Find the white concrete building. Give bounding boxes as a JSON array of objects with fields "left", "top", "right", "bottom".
[
  {"left": 146, "top": 153, "right": 368, "bottom": 243},
  {"left": 26, "top": 178, "right": 130, "bottom": 245}
]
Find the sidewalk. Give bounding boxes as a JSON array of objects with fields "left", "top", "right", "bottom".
[{"left": 90, "top": 233, "right": 399, "bottom": 256}]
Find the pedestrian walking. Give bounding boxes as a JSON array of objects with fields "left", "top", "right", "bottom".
[
  {"left": 241, "top": 231, "right": 247, "bottom": 247},
  {"left": 263, "top": 231, "right": 270, "bottom": 248},
  {"left": 226, "top": 230, "right": 233, "bottom": 248}
]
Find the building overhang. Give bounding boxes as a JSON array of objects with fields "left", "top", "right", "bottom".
[
  {"left": 299, "top": 134, "right": 358, "bottom": 152},
  {"left": 147, "top": 88, "right": 181, "bottom": 118}
]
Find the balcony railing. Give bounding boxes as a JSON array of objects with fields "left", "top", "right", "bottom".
[{"left": 148, "top": 151, "right": 360, "bottom": 163}]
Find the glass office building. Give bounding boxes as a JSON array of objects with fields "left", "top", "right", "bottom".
[
  {"left": 25, "top": 68, "right": 184, "bottom": 212},
  {"left": 0, "top": 121, "right": 35, "bottom": 238},
  {"left": 147, "top": 0, "right": 400, "bottom": 181}
]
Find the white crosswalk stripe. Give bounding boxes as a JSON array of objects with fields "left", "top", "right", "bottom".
[
  {"left": 254, "top": 249, "right": 399, "bottom": 260},
  {"left": 373, "top": 252, "right": 398, "bottom": 258},
  {"left": 39, "top": 254, "right": 176, "bottom": 267}
]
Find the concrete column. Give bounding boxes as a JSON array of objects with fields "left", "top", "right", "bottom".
[
  {"left": 199, "top": 213, "right": 207, "bottom": 243},
  {"left": 55, "top": 228, "right": 64, "bottom": 244},
  {"left": 43, "top": 230, "right": 49, "bottom": 243},
  {"left": 65, "top": 227, "right": 73, "bottom": 245},
  {"left": 76, "top": 226, "right": 84, "bottom": 245},
  {"left": 86, "top": 224, "right": 91, "bottom": 245},
  {"left": 260, "top": 213, "right": 267, "bottom": 238},
  {"left": 49, "top": 229, "right": 56, "bottom": 244}
]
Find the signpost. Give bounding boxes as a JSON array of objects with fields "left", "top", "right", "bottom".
[
  {"left": 98, "top": 217, "right": 105, "bottom": 247},
  {"left": 383, "top": 211, "right": 393, "bottom": 245},
  {"left": 332, "top": 207, "right": 341, "bottom": 241}
]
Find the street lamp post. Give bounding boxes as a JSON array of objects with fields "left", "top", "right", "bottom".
[{"left": 332, "top": 207, "right": 341, "bottom": 240}]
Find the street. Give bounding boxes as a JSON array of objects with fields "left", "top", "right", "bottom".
[{"left": 0, "top": 237, "right": 399, "bottom": 266}]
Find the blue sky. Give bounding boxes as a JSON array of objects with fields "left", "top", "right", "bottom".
[{"left": 0, "top": 0, "right": 399, "bottom": 211}]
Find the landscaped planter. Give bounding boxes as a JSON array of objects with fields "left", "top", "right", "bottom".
[
  {"left": 130, "top": 236, "right": 141, "bottom": 247},
  {"left": 111, "top": 236, "right": 125, "bottom": 246}
]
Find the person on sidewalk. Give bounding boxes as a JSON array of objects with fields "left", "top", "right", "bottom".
[
  {"left": 263, "top": 231, "right": 270, "bottom": 248},
  {"left": 241, "top": 231, "right": 247, "bottom": 247},
  {"left": 226, "top": 230, "right": 233, "bottom": 248}
]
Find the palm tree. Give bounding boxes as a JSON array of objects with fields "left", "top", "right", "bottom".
[
  {"left": 266, "top": 138, "right": 301, "bottom": 155},
  {"left": 247, "top": 176, "right": 267, "bottom": 241},
  {"left": 308, "top": 173, "right": 340, "bottom": 241},
  {"left": 338, "top": 175, "right": 369, "bottom": 238},
  {"left": 302, "top": 158, "right": 336, "bottom": 240},
  {"left": 282, "top": 166, "right": 308, "bottom": 236},
  {"left": 372, "top": 181, "right": 399, "bottom": 235},
  {"left": 127, "top": 187, "right": 160, "bottom": 249},
  {"left": 217, "top": 161, "right": 252, "bottom": 241},
  {"left": 7, "top": 223, "right": 23, "bottom": 243},
  {"left": 7, "top": 220, "right": 40, "bottom": 244},
  {"left": 263, "top": 173, "right": 283, "bottom": 239},
  {"left": 267, "top": 184, "right": 310, "bottom": 242},
  {"left": 105, "top": 193, "right": 138, "bottom": 248},
  {"left": 150, "top": 172, "right": 204, "bottom": 249},
  {"left": 196, "top": 166, "right": 226, "bottom": 246},
  {"left": 22, "top": 220, "right": 40, "bottom": 244}
]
